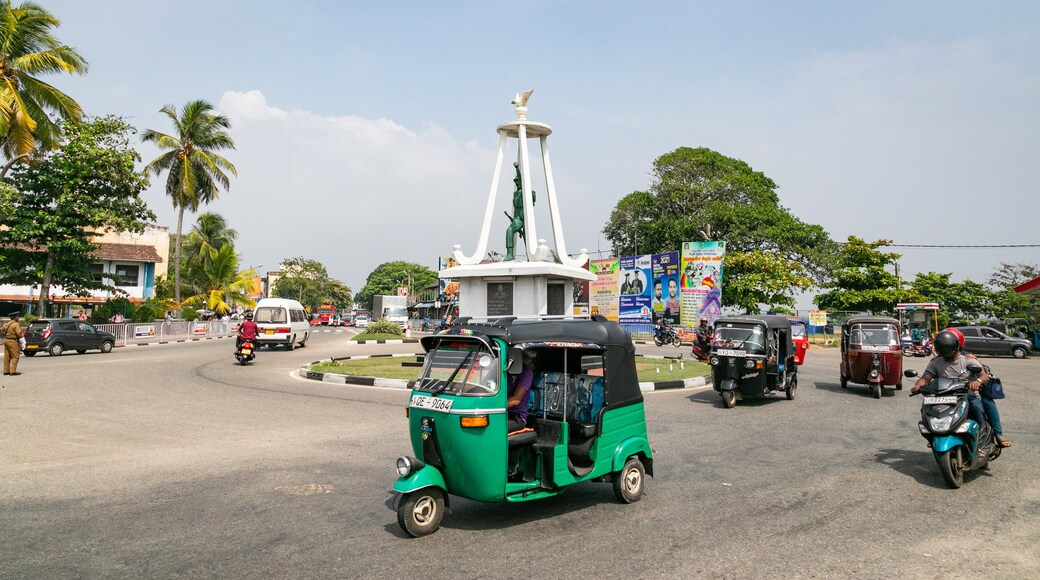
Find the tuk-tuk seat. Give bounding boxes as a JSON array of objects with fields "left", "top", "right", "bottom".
[
  {"left": 570, "top": 422, "right": 597, "bottom": 438},
  {"left": 508, "top": 427, "right": 537, "bottom": 447}
]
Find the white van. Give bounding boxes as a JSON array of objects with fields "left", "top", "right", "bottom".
[{"left": 252, "top": 298, "right": 310, "bottom": 349}]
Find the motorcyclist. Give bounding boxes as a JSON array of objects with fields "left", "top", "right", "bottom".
[
  {"left": 942, "top": 327, "right": 1011, "bottom": 448},
  {"left": 693, "top": 317, "right": 711, "bottom": 358},
  {"left": 237, "top": 311, "right": 258, "bottom": 352},
  {"left": 655, "top": 318, "right": 672, "bottom": 341},
  {"left": 911, "top": 330, "right": 1008, "bottom": 446}
]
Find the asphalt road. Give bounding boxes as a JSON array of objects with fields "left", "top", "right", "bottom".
[{"left": 2, "top": 332, "right": 1037, "bottom": 578}]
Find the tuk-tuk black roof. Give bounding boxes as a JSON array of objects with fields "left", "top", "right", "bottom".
[
  {"left": 714, "top": 315, "right": 793, "bottom": 330},
  {"left": 421, "top": 317, "right": 642, "bottom": 409},
  {"left": 840, "top": 315, "right": 900, "bottom": 327}
]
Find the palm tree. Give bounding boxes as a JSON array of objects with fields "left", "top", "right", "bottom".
[
  {"left": 0, "top": 1, "right": 89, "bottom": 176},
  {"left": 180, "top": 243, "right": 256, "bottom": 315},
  {"left": 181, "top": 212, "right": 237, "bottom": 298},
  {"left": 142, "top": 100, "right": 237, "bottom": 305}
]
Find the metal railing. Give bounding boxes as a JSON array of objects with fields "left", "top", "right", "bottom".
[{"left": 93, "top": 320, "right": 238, "bottom": 347}]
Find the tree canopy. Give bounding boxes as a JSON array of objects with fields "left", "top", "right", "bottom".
[
  {"left": 602, "top": 147, "right": 833, "bottom": 312},
  {"left": 355, "top": 261, "right": 437, "bottom": 310},
  {"left": 815, "top": 236, "right": 918, "bottom": 314},
  {"left": 0, "top": 115, "right": 154, "bottom": 313},
  {"left": 272, "top": 257, "right": 352, "bottom": 312}
]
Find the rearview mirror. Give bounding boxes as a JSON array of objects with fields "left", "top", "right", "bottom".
[
  {"left": 506, "top": 347, "right": 524, "bottom": 375},
  {"left": 903, "top": 370, "right": 918, "bottom": 378},
  {"left": 967, "top": 363, "right": 983, "bottom": 374}
]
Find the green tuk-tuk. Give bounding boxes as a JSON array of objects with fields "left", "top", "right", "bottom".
[{"left": 391, "top": 316, "right": 654, "bottom": 537}]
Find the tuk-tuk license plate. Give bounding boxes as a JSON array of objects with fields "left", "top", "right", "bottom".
[
  {"left": 715, "top": 349, "right": 746, "bottom": 357},
  {"left": 409, "top": 395, "right": 454, "bottom": 412},
  {"left": 923, "top": 396, "right": 957, "bottom": 405}
]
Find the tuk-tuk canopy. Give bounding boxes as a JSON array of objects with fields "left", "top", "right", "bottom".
[
  {"left": 713, "top": 315, "right": 796, "bottom": 353},
  {"left": 422, "top": 317, "right": 642, "bottom": 409},
  {"left": 840, "top": 315, "right": 900, "bottom": 329}
]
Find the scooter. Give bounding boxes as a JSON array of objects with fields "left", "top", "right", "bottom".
[
  {"left": 653, "top": 324, "right": 681, "bottom": 347},
  {"left": 235, "top": 339, "right": 256, "bottom": 365},
  {"left": 902, "top": 338, "right": 932, "bottom": 357},
  {"left": 690, "top": 339, "right": 710, "bottom": 362},
  {"left": 905, "top": 367, "right": 1001, "bottom": 488}
]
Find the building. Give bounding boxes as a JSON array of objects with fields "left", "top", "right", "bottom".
[{"left": 0, "top": 226, "right": 169, "bottom": 317}]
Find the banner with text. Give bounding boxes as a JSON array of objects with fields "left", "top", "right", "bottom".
[
  {"left": 650, "top": 251, "right": 681, "bottom": 325},
  {"left": 589, "top": 259, "right": 619, "bottom": 321},
  {"left": 618, "top": 254, "right": 652, "bottom": 325},
  {"left": 573, "top": 260, "right": 590, "bottom": 316},
  {"left": 680, "top": 241, "right": 726, "bottom": 327}
]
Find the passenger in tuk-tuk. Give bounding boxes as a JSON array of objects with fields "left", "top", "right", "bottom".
[{"left": 507, "top": 350, "right": 537, "bottom": 432}]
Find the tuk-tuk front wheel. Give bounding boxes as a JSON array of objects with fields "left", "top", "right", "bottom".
[
  {"left": 785, "top": 375, "right": 797, "bottom": 400},
  {"left": 840, "top": 374, "right": 848, "bottom": 389},
  {"left": 613, "top": 457, "right": 646, "bottom": 503},
  {"left": 872, "top": 383, "right": 882, "bottom": 399},
  {"left": 721, "top": 391, "right": 736, "bottom": 408},
  {"left": 397, "top": 488, "right": 445, "bottom": 537}
]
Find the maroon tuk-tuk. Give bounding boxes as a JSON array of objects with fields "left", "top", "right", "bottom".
[{"left": 839, "top": 315, "right": 903, "bottom": 398}]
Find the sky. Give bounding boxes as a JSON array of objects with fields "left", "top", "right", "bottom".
[{"left": 39, "top": 1, "right": 1040, "bottom": 308}]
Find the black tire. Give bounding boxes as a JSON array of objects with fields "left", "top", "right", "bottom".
[
  {"left": 100, "top": 341, "right": 113, "bottom": 354},
  {"left": 49, "top": 342, "right": 64, "bottom": 356},
  {"left": 397, "top": 488, "right": 445, "bottom": 537},
  {"left": 721, "top": 391, "right": 736, "bottom": 409},
  {"left": 786, "top": 375, "right": 797, "bottom": 400},
  {"left": 938, "top": 450, "right": 963, "bottom": 489},
  {"left": 299, "top": 333, "right": 307, "bottom": 348},
  {"left": 23, "top": 351, "right": 36, "bottom": 357},
  {"left": 840, "top": 374, "right": 848, "bottom": 389},
  {"left": 286, "top": 336, "right": 296, "bottom": 351},
  {"left": 672, "top": 336, "right": 682, "bottom": 347},
  {"left": 903, "top": 346, "right": 914, "bottom": 357},
  {"left": 1011, "top": 346, "right": 1027, "bottom": 359},
  {"left": 653, "top": 337, "right": 664, "bottom": 347},
  {"left": 896, "top": 381, "right": 903, "bottom": 391},
  {"left": 76, "top": 349, "right": 87, "bottom": 354},
  {"left": 239, "top": 357, "right": 248, "bottom": 366},
  {"left": 872, "top": 383, "right": 882, "bottom": 399},
  {"left": 613, "top": 457, "right": 646, "bottom": 503}
]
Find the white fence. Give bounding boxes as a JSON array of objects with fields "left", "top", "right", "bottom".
[{"left": 93, "top": 320, "right": 238, "bottom": 347}]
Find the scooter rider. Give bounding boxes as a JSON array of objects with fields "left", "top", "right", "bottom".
[
  {"left": 237, "top": 311, "right": 258, "bottom": 351},
  {"left": 944, "top": 327, "right": 1011, "bottom": 448},
  {"left": 911, "top": 330, "right": 1005, "bottom": 445}
]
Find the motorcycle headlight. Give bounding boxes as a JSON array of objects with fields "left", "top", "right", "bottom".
[
  {"left": 710, "top": 357, "right": 719, "bottom": 366},
  {"left": 928, "top": 416, "right": 954, "bottom": 433},
  {"left": 744, "top": 358, "right": 755, "bottom": 368}
]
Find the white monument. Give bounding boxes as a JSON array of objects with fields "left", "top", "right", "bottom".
[{"left": 445, "top": 90, "right": 595, "bottom": 319}]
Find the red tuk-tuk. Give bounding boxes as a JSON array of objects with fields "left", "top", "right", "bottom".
[
  {"left": 786, "top": 316, "right": 809, "bottom": 365},
  {"left": 839, "top": 315, "right": 903, "bottom": 398}
]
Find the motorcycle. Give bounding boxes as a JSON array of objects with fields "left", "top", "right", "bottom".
[
  {"left": 653, "top": 324, "right": 681, "bottom": 347},
  {"left": 235, "top": 339, "right": 256, "bottom": 365},
  {"left": 902, "top": 338, "right": 932, "bottom": 357},
  {"left": 905, "top": 366, "right": 1001, "bottom": 488}
]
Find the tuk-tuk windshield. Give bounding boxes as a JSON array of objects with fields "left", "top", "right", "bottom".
[
  {"left": 712, "top": 325, "right": 766, "bottom": 354},
  {"left": 850, "top": 324, "right": 899, "bottom": 348},
  {"left": 415, "top": 342, "right": 499, "bottom": 396},
  {"left": 790, "top": 322, "right": 807, "bottom": 338}
]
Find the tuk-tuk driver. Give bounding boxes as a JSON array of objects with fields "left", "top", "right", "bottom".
[{"left": 507, "top": 350, "right": 537, "bottom": 432}]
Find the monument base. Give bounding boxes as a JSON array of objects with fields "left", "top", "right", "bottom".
[{"left": 441, "top": 261, "right": 595, "bottom": 319}]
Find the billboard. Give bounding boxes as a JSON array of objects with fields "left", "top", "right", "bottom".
[
  {"left": 680, "top": 241, "right": 726, "bottom": 327},
  {"left": 618, "top": 255, "right": 652, "bottom": 325},
  {"left": 650, "top": 251, "right": 681, "bottom": 325},
  {"left": 573, "top": 260, "right": 590, "bottom": 316},
  {"left": 438, "top": 256, "right": 459, "bottom": 301},
  {"left": 589, "top": 259, "right": 619, "bottom": 321}
]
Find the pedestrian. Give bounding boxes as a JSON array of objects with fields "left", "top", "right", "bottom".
[
  {"left": 165, "top": 312, "right": 173, "bottom": 323},
  {"left": 111, "top": 312, "right": 125, "bottom": 324},
  {"left": 78, "top": 310, "right": 87, "bottom": 321},
  {"left": 3, "top": 312, "right": 24, "bottom": 376}
]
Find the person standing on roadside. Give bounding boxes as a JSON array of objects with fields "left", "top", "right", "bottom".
[{"left": 3, "top": 312, "right": 24, "bottom": 376}]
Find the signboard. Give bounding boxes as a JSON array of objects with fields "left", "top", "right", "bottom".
[
  {"left": 650, "top": 251, "right": 680, "bottom": 325},
  {"left": 192, "top": 323, "right": 207, "bottom": 336},
  {"left": 572, "top": 260, "right": 590, "bottom": 316},
  {"left": 589, "top": 259, "right": 619, "bottom": 321},
  {"left": 680, "top": 241, "right": 726, "bottom": 327},
  {"left": 808, "top": 310, "right": 828, "bottom": 327},
  {"left": 486, "top": 282, "right": 513, "bottom": 316},
  {"left": 618, "top": 255, "right": 652, "bottom": 325},
  {"left": 133, "top": 325, "right": 155, "bottom": 339},
  {"left": 438, "top": 256, "right": 459, "bottom": 303}
]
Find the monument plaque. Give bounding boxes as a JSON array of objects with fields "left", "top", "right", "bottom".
[{"left": 486, "top": 282, "right": 514, "bottom": 316}]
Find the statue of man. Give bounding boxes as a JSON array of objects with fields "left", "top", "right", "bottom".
[{"left": 504, "top": 162, "right": 535, "bottom": 261}]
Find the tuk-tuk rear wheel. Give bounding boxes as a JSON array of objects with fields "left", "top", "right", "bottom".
[
  {"left": 721, "top": 391, "right": 736, "bottom": 408},
  {"left": 613, "top": 457, "right": 646, "bottom": 503},
  {"left": 397, "top": 488, "right": 445, "bottom": 537}
]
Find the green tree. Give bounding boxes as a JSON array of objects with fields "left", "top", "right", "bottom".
[
  {"left": 141, "top": 100, "right": 237, "bottom": 306},
  {"left": 355, "top": 261, "right": 437, "bottom": 310},
  {"left": 0, "top": 1, "right": 89, "bottom": 175},
  {"left": 602, "top": 147, "right": 834, "bottom": 313},
  {"left": 180, "top": 244, "right": 256, "bottom": 315},
  {"left": 179, "top": 211, "right": 237, "bottom": 295},
  {"left": 0, "top": 115, "right": 154, "bottom": 314},
  {"left": 815, "top": 237, "right": 918, "bottom": 314},
  {"left": 272, "top": 256, "right": 353, "bottom": 311},
  {"left": 986, "top": 262, "right": 1039, "bottom": 318},
  {"left": 911, "top": 272, "right": 997, "bottom": 325}
]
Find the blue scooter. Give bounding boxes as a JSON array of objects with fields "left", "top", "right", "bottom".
[{"left": 905, "top": 367, "right": 1001, "bottom": 488}]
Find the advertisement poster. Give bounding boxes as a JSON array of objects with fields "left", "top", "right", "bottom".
[
  {"left": 618, "top": 254, "right": 652, "bottom": 325},
  {"left": 572, "top": 260, "right": 590, "bottom": 316},
  {"left": 133, "top": 325, "right": 155, "bottom": 339},
  {"left": 438, "top": 256, "right": 459, "bottom": 301},
  {"left": 680, "top": 241, "right": 726, "bottom": 327},
  {"left": 650, "top": 251, "right": 681, "bottom": 325},
  {"left": 588, "top": 259, "right": 619, "bottom": 321}
]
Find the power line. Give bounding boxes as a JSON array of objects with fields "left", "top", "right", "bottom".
[{"left": 881, "top": 244, "right": 1040, "bottom": 249}]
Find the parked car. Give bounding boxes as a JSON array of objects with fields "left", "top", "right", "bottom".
[
  {"left": 952, "top": 326, "right": 1032, "bottom": 358},
  {"left": 22, "top": 319, "right": 117, "bottom": 356},
  {"left": 354, "top": 315, "right": 370, "bottom": 329}
]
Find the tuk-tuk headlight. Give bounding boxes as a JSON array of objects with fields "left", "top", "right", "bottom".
[
  {"left": 396, "top": 456, "right": 412, "bottom": 477},
  {"left": 870, "top": 369, "right": 879, "bottom": 378},
  {"left": 744, "top": 358, "right": 755, "bottom": 368},
  {"left": 710, "top": 357, "right": 719, "bottom": 366}
]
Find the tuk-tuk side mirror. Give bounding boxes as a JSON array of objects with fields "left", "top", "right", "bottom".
[
  {"left": 967, "top": 363, "right": 983, "bottom": 374},
  {"left": 507, "top": 347, "right": 524, "bottom": 375},
  {"left": 903, "top": 370, "right": 918, "bottom": 378}
]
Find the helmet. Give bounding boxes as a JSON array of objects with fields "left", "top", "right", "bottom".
[
  {"left": 943, "top": 327, "right": 965, "bottom": 348},
  {"left": 245, "top": 311, "right": 253, "bottom": 320},
  {"left": 933, "top": 330, "right": 960, "bottom": 358}
]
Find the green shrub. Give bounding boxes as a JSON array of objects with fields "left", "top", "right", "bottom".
[
  {"left": 367, "top": 319, "right": 403, "bottom": 335},
  {"left": 93, "top": 298, "right": 136, "bottom": 324},
  {"left": 133, "top": 299, "right": 167, "bottom": 322}
]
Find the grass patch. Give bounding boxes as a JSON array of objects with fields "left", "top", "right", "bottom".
[
  {"left": 807, "top": 333, "right": 840, "bottom": 348},
  {"left": 310, "top": 354, "right": 709, "bottom": 383},
  {"left": 350, "top": 332, "right": 411, "bottom": 342},
  {"left": 634, "top": 356, "right": 710, "bottom": 382},
  {"left": 310, "top": 357, "right": 422, "bottom": 380}
]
